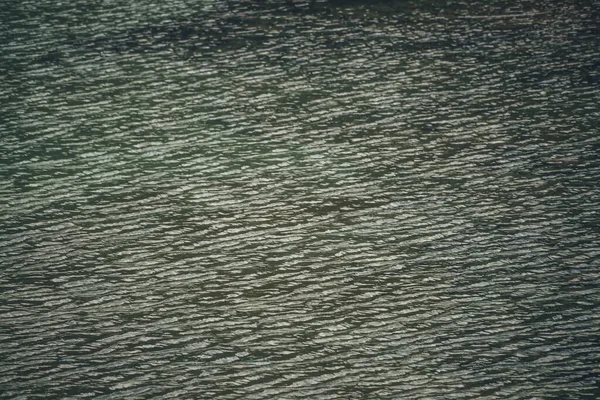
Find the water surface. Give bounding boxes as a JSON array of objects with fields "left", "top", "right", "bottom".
[{"left": 1, "top": 0, "right": 599, "bottom": 398}]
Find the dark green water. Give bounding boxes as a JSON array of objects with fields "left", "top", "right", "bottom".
[{"left": 1, "top": 0, "right": 599, "bottom": 398}]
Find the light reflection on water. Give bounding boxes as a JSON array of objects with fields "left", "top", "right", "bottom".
[{"left": 1, "top": 0, "right": 599, "bottom": 398}]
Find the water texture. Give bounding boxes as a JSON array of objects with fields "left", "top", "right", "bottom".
[{"left": 1, "top": 0, "right": 599, "bottom": 398}]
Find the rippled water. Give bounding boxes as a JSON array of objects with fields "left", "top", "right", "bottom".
[{"left": 1, "top": 0, "right": 600, "bottom": 398}]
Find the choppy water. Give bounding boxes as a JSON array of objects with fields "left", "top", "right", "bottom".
[{"left": 1, "top": 0, "right": 600, "bottom": 398}]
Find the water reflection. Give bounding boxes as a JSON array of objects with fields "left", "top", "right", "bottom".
[{"left": 0, "top": 0, "right": 599, "bottom": 398}]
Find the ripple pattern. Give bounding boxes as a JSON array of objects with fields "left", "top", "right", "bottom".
[{"left": 1, "top": 0, "right": 600, "bottom": 398}]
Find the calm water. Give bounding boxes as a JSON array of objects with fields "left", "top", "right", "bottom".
[{"left": 1, "top": 0, "right": 600, "bottom": 398}]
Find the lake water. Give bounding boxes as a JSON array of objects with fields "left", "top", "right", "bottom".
[{"left": 1, "top": 0, "right": 599, "bottom": 398}]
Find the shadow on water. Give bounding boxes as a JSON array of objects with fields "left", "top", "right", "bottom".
[
  {"left": 32, "top": 0, "right": 598, "bottom": 65},
  {"left": 32, "top": 0, "right": 439, "bottom": 63}
]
